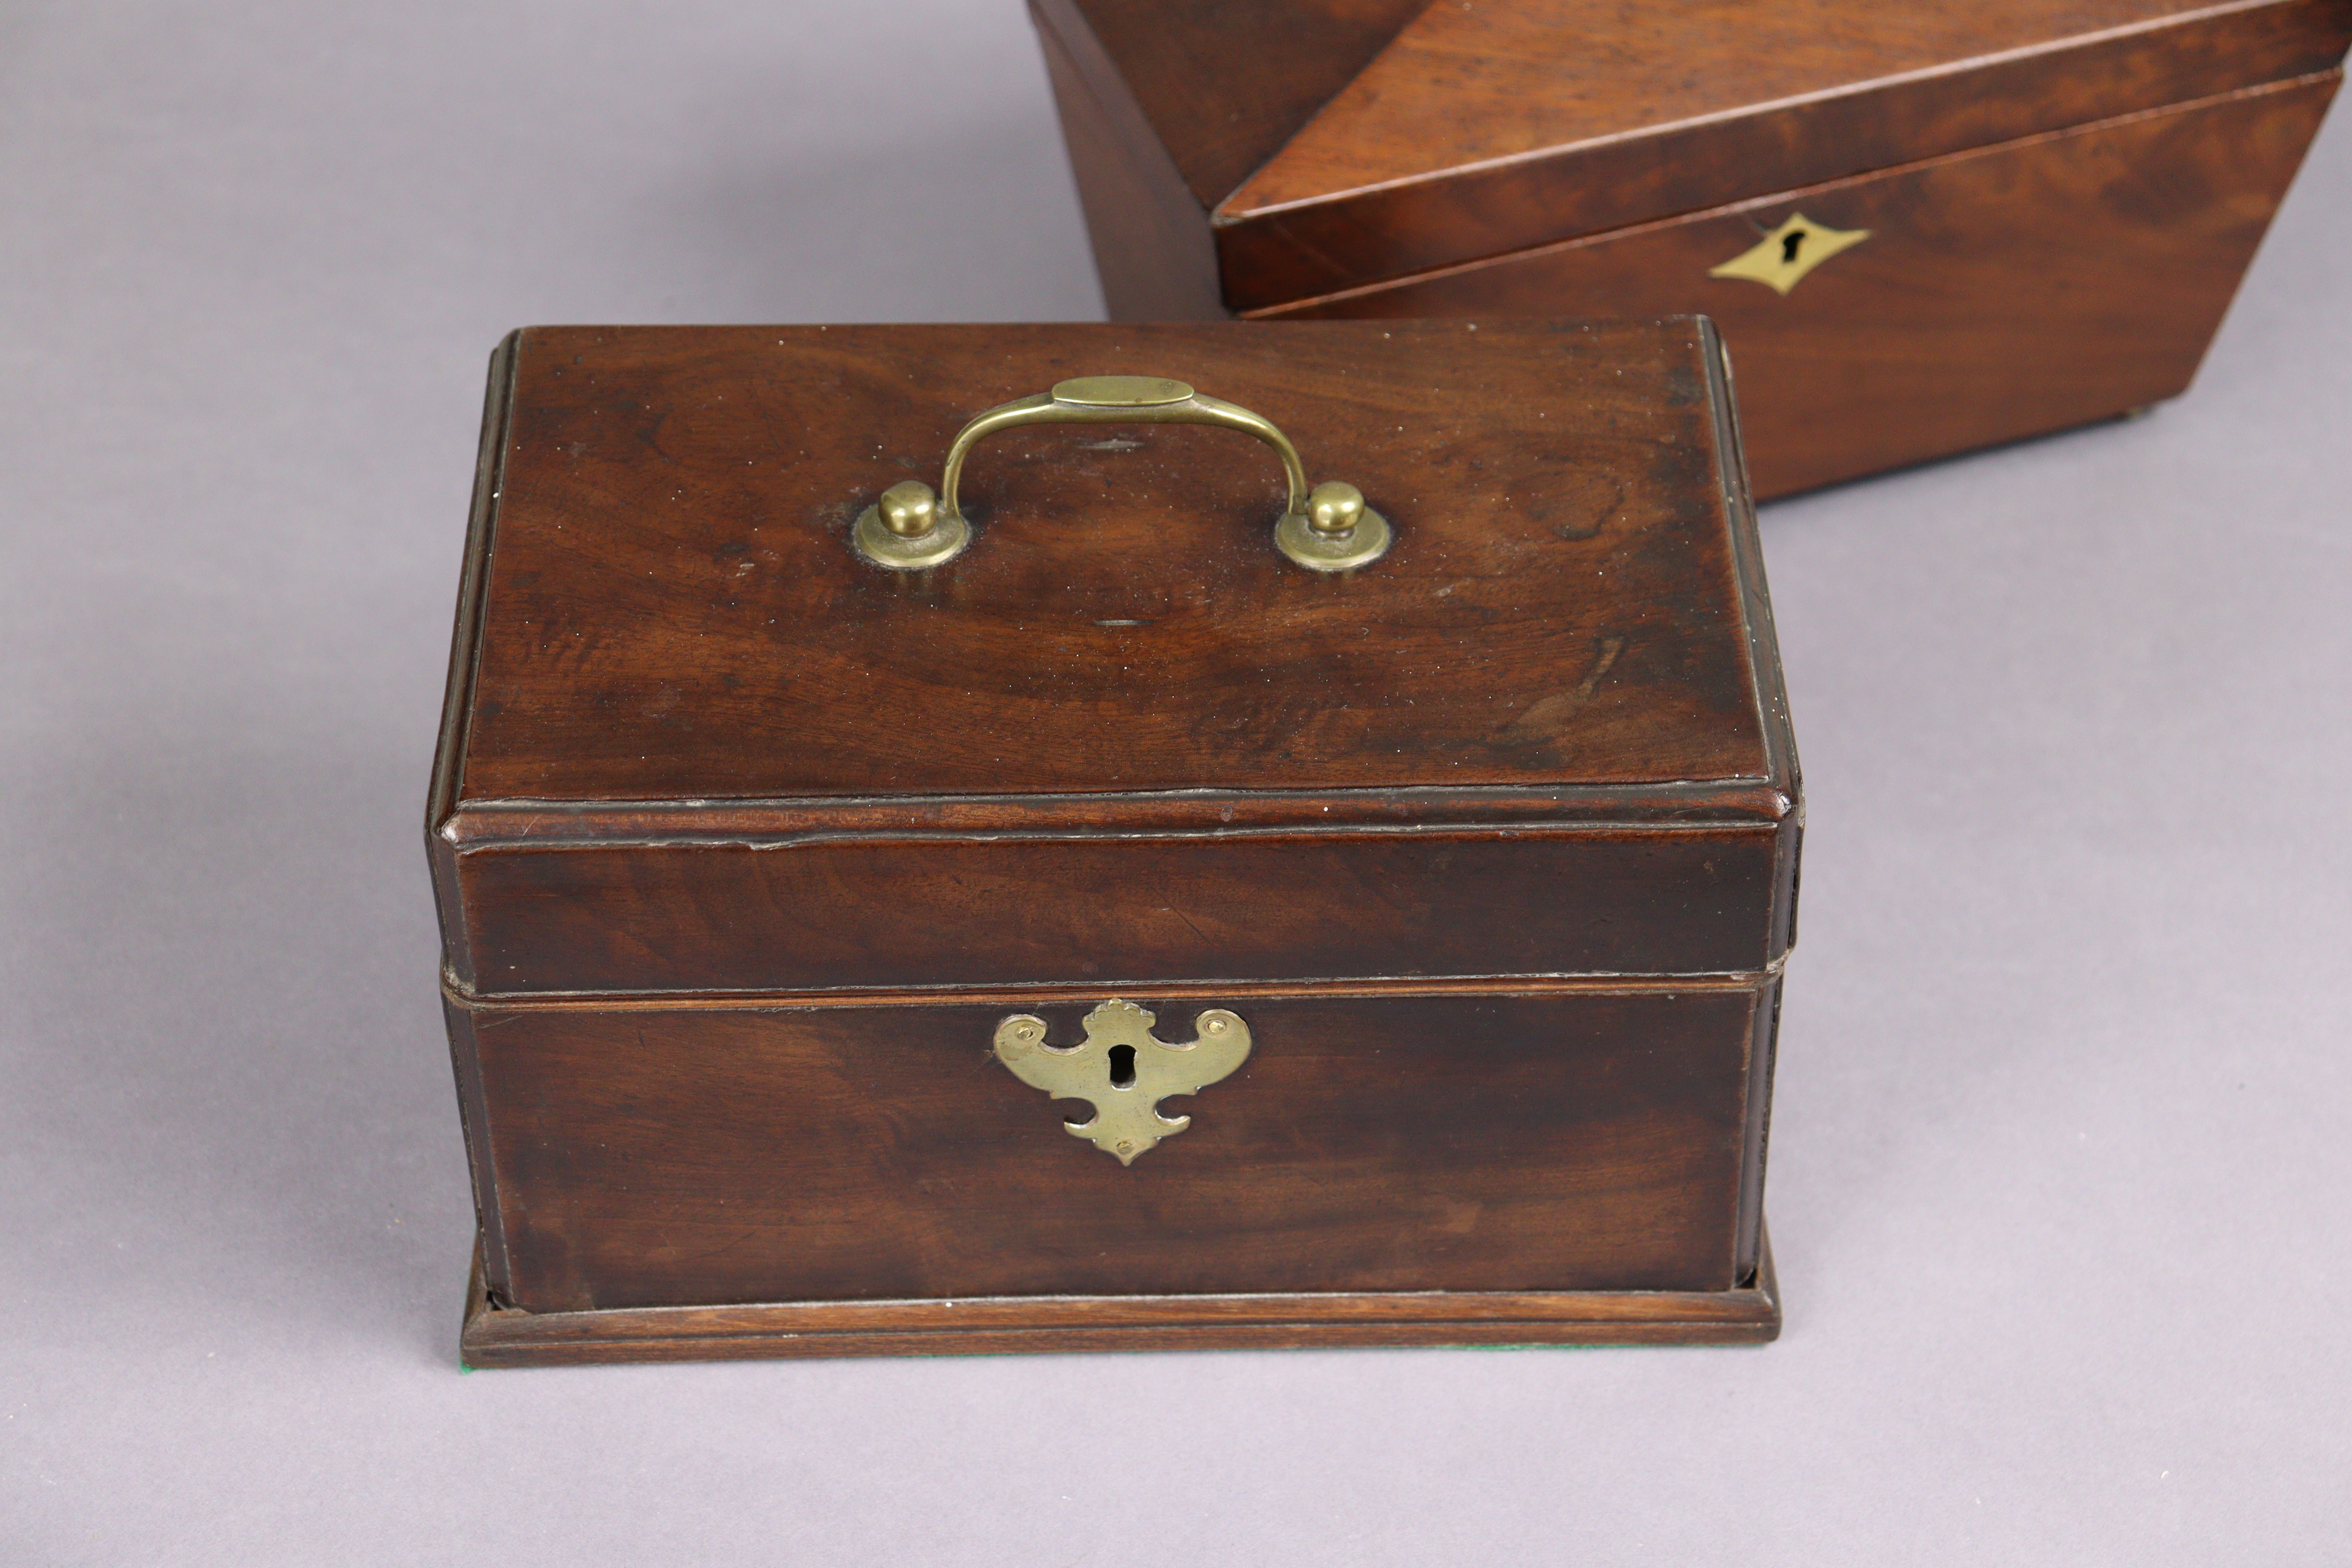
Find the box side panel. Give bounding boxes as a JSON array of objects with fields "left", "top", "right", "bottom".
[
  {"left": 453, "top": 825, "right": 1786, "bottom": 997},
  {"left": 1215, "top": 0, "right": 2352, "bottom": 308},
  {"left": 1710, "top": 316, "right": 1798, "bottom": 1270},
  {"left": 1701, "top": 315, "right": 1800, "bottom": 827},
  {"left": 1050, "top": 0, "right": 1433, "bottom": 211},
  {"left": 1734, "top": 975, "right": 1782, "bottom": 1284},
  {"left": 1027, "top": 0, "right": 1228, "bottom": 321},
  {"left": 1256, "top": 74, "right": 2341, "bottom": 497},
  {"left": 460, "top": 985, "right": 1760, "bottom": 1314},
  {"left": 424, "top": 335, "right": 518, "bottom": 989},
  {"left": 1700, "top": 316, "right": 1806, "bottom": 972},
  {"left": 440, "top": 994, "right": 516, "bottom": 1303}
]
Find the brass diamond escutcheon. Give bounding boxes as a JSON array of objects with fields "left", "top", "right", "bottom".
[
  {"left": 1707, "top": 213, "right": 1871, "bottom": 296},
  {"left": 992, "top": 1000, "right": 1253, "bottom": 1165}
]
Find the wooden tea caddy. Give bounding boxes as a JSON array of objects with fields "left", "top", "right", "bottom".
[
  {"left": 1031, "top": 0, "right": 2352, "bottom": 496},
  {"left": 428, "top": 318, "right": 1800, "bottom": 1365}
]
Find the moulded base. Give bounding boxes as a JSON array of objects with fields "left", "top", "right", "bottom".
[{"left": 457, "top": 1228, "right": 1781, "bottom": 1367}]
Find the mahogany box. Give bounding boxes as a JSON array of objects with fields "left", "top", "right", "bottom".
[
  {"left": 1031, "top": 0, "right": 2352, "bottom": 497},
  {"left": 427, "top": 318, "right": 1800, "bottom": 1366}
]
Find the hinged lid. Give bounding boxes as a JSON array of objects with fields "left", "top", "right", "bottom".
[
  {"left": 429, "top": 319, "right": 1798, "bottom": 998},
  {"left": 1043, "top": 0, "right": 2352, "bottom": 310}
]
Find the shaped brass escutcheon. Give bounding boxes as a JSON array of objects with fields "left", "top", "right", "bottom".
[
  {"left": 992, "top": 1000, "right": 1252, "bottom": 1165},
  {"left": 1707, "top": 212, "right": 1871, "bottom": 296}
]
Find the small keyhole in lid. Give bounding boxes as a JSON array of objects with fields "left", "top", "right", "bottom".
[
  {"left": 1781, "top": 230, "right": 1806, "bottom": 264},
  {"left": 1108, "top": 1044, "right": 1137, "bottom": 1089}
]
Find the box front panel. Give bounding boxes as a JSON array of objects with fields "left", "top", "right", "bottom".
[
  {"left": 1257, "top": 73, "right": 2340, "bottom": 497},
  {"left": 459, "top": 985, "right": 1766, "bottom": 1314}
]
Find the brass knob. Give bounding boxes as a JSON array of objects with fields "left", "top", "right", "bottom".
[
  {"left": 1306, "top": 481, "right": 1365, "bottom": 538},
  {"left": 878, "top": 480, "right": 939, "bottom": 538},
  {"left": 854, "top": 478, "right": 969, "bottom": 570},
  {"left": 1276, "top": 478, "right": 1390, "bottom": 571}
]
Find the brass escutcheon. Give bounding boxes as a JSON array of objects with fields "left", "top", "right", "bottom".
[
  {"left": 852, "top": 375, "right": 1390, "bottom": 573},
  {"left": 992, "top": 1000, "right": 1253, "bottom": 1165},
  {"left": 1707, "top": 213, "right": 1871, "bottom": 296}
]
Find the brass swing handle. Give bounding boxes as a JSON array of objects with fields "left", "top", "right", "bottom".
[{"left": 852, "top": 375, "right": 1391, "bottom": 573}]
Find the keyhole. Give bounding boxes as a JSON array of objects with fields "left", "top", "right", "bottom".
[
  {"left": 1781, "top": 230, "right": 1806, "bottom": 264},
  {"left": 1108, "top": 1044, "right": 1137, "bottom": 1089}
]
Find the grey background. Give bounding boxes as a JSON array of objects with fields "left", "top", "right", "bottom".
[{"left": 3, "top": 1, "right": 2346, "bottom": 1561}]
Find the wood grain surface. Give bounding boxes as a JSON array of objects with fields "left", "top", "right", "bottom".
[
  {"left": 1039, "top": 0, "right": 1428, "bottom": 215},
  {"left": 1028, "top": 0, "right": 1227, "bottom": 319},
  {"left": 1213, "top": 0, "right": 2352, "bottom": 305},
  {"left": 428, "top": 320, "right": 1798, "bottom": 1359},
  {"left": 1031, "top": 0, "right": 2348, "bottom": 496},
  {"left": 1241, "top": 0, "right": 2238, "bottom": 199},
  {"left": 448, "top": 824, "right": 1793, "bottom": 996},
  {"left": 1259, "top": 74, "right": 2343, "bottom": 498},
  {"left": 452, "top": 319, "right": 1769, "bottom": 803},
  {"left": 459, "top": 1236, "right": 1783, "bottom": 1366},
  {"left": 451, "top": 984, "right": 1775, "bottom": 1314},
  {"left": 427, "top": 319, "right": 1797, "bottom": 997}
]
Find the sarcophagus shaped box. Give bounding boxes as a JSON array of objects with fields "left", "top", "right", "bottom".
[
  {"left": 1030, "top": 0, "right": 2351, "bottom": 496},
  {"left": 427, "top": 318, "right": 1801, "bottom": 1365}
]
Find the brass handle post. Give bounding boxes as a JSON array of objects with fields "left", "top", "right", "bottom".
[{"left": 852, "top": 375, "right": 1390, "bottom": 573}]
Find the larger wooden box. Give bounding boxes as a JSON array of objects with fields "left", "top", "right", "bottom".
[
  {"left": 1032, "top": 0, "right": 2351, "bottom": 497},
  {"left": 427, "top": 318, "right": 1800, "bottom": 1365}
]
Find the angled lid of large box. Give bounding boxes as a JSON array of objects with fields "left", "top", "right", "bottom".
[{"left": 1044, "top": 0, "right": 2352, "bottom": 308}]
